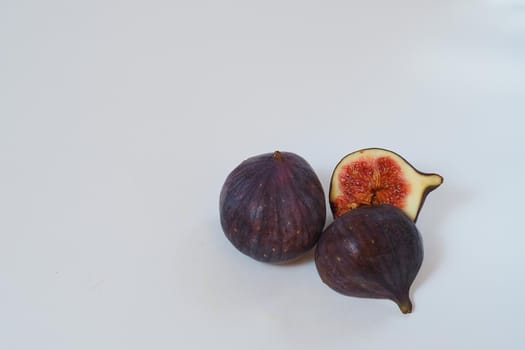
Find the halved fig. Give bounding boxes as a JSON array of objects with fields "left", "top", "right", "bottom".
[{"left": 329, "top": 148, "right": 443, "bottom": 221}]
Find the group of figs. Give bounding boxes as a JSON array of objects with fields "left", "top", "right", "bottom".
[{"left": 219, "top": 148, "right": 443, "bottom": 314}]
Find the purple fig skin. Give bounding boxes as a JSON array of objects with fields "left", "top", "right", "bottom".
[
  {"left": 220, "top": 151, "right": 326, "bottom": 263},
  {"left": 315, "top": 205, "right": 423, "bottom": 313}
]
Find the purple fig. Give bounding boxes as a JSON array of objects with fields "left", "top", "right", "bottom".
[
  {"left": 315, "top": 205, "right": 423, "bottom": 313},
  {"left": 220, "top": 151, "right": 326, "bottom": 263}
]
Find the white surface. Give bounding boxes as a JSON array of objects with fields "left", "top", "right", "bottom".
[{"left": 1, "top": 1, "right": 524, "bottom": 349}]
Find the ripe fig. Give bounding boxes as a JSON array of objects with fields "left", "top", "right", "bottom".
[
  {"left": 330, "top": 148, "right": 443, "bottom": 221},
  {"left": 219, "top": 151, "right": 326, "bottom": 263},
  {"left": 315, "top": 205, "right": 423, "bottom": 314}
]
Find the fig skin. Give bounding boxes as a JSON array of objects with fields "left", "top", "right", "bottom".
[
  {"left": 220, "top": 151, "right": 326, "bottom": 263},
  {"left": 329, "top": 148, "right": 443, "bottom": 222},
  {"left": 315, "top": 205, "right": 423, "bottom": 313}
]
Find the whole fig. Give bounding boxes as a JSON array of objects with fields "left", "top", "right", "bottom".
[
  {"left": 315, "top": 205, "right": 423, "bottom": 313},
  {"left": 220, "top": 151, "right": 326, "bottom": 263}
]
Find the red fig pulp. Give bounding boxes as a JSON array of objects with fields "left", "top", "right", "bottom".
[{"left": 330, "top": 148, "right": 443, "bottom": 221}]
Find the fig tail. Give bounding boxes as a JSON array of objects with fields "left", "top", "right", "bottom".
[{"left": 394, "top": 293, "right": 413, "bottom": 314}]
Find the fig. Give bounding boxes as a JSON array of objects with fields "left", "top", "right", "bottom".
[
  {"left": 329, "top": 148, "right": 443, "bottom": 221},
  {"left": 219, "top": 151, "right": 326, "bottom": 263},
  {"left": 315, "top": 205, "right": 423, "bottom": 313}
]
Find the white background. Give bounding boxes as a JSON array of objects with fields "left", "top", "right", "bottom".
[{"left": 1, "top": 1, "right": 524, "bottom": 349}]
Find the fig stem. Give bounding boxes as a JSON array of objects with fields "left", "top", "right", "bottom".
[
  {"left": 424, "top": 173, "right": 444, "bottom": 188},
  {"left": 398, "top": 301, "right": 413, "bottom": 314},
  {"left": 394, "top": 294, "right": 413, "bottom": 314},
  {"left": 273, "top": 151, "right": 283, "bottom": 161}
]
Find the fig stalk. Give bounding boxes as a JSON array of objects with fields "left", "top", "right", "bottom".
[{"left": 395, "top": 294, "right": 413, "bottom": 314}]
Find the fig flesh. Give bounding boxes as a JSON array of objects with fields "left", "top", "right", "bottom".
[
  {"left": 315, "top": 205, "right": 423, "bottom": 314},
  {"left": 330, "top": 148, "right": 443, "bottom": 221},
  {"left": 220, "top": 151, "right": 326, "bottom": 263}
]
